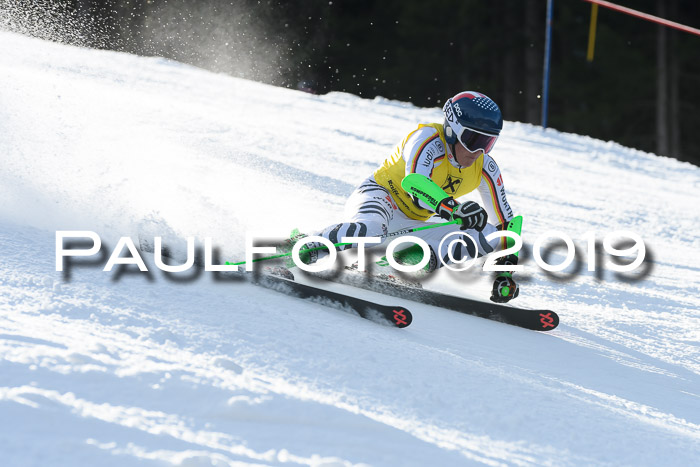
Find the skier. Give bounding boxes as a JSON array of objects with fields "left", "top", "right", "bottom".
[{"left": 291, "top": 91, "right": 520, "bottom": 303}]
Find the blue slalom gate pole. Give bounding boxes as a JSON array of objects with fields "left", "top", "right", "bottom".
[{"left": 541, "top": 0, "right": 554, "bottom": 129}]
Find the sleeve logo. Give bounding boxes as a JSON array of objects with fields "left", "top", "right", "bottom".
[{"left": 435, "top": 140, "right": 445, "bottom": 154}]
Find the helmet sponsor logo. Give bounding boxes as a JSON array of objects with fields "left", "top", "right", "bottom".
[
  {"left": 454, "top": 102, "right": 463, "bottom": 117},
  {"left": 444, "top": 102, "right": 455, "bottom": 122}
]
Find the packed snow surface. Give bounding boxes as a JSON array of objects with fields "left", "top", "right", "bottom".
[{"left": 1, "top": 32, "right": 699, "bottom": 466}]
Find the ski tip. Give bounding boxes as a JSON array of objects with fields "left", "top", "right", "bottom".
[
  {"left": 391, "top": 307, "right": 412, "bottom": 328},
  {"left": 536, "top": 311, "right": 558, "bottom": 331}
]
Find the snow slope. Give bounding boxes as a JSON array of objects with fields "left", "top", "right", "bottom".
[{"left": 1, "top": 32, "right": 699, "bottom": 466}]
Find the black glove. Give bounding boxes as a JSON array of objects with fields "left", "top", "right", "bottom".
[
  {"left": 443, "top": 198, "right": 488, "bottom": 231},
  {"left": 490, "top": 253, "right": 520, "bottom": 303},
  {"left": 436, "top": 197, "right": 487, "bottom": 231},
  {"left": 491, "top": 274, "right": 519, "bottom": 303}
]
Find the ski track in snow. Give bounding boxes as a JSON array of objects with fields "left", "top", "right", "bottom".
[{"left": 1, "top": 32, "right": 699, "bottom": 466}]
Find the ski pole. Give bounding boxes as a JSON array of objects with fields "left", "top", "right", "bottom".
[{"left": 225, "top": 220, "right": 461, "bottom": 266}]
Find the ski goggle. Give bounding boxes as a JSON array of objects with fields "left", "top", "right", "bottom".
[{"left": 456, "top": 126, "right": 498, "bottom": 154}]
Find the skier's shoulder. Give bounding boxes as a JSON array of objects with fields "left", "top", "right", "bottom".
[
  {"left": 481, "top": 152, "right": 504, "bottom": 178},
  {"left": 404, "top": 123, "right": 446, "bottom": 155},
  {"left": 412, "top": 122, "right": 443, "bottom": 141}
]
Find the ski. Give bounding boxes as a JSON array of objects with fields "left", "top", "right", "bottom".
[
  {"left": 135, "top": 241, "right": 411, "bottom": 328},
  {"left": 253, "top": 272, "right": 413, "bottom": 329},
  {"left": 399, "top": 284, "right": 558, "bottom": 331},
  {"left": 306, "top": 270, "right": 558, "bottom": 331}
]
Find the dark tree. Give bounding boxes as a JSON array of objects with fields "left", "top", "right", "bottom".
[{"left": 2, "top": 0, "right": 698, "bottom": 165}]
